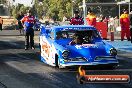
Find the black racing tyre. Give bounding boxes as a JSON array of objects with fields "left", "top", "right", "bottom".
[
  {"left": 39, "top": 43, "right": 41, "bottom": 52},
  {"left": 55, "top": 54, "right": 59, "bottom": 67},
  {"left": 108, "top": 65, "right": 117, "bottom": 70},
  {"left": 39, "top": 36, "right": 41, "bottom": 52},
  {"left": 102, "top": 64, "right": 118, "bottom": 70}
]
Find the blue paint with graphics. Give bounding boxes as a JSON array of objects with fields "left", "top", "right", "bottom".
[{"left": 39, "top": 25, "right": 118, "bottom": 67}]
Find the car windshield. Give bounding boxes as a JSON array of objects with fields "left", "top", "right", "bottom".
[{"left": 56, "top": 30, "right": 101, "bottom": 43}]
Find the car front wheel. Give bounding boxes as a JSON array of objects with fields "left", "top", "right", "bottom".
[{"left": 55, "top": 54, "right": 59, "bottom": 67}]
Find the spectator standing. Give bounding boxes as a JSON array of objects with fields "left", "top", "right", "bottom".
[
  {"left": 103, "top": 17, "right": 108, "bottom": 24},
  {"left": 103, "top": 17, "right": 109, "bottom": 31},
  {"left": 108, "top": 17, "right": 114, "bottom": 32},
  {"left": 114, "top": 16, "right": 119, "bottom": 32},
  {"left": 0, "top": 17, "right": 3, "bottom": 31},
  {"left": 99, "top": 14, "right": 103, "bottom": 22}
]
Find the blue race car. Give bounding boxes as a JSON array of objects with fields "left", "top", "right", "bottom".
[{"left": 39, "top": 25, "right": 118, "bottom": 68}]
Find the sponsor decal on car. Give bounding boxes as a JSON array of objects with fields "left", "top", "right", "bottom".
[
  {"left": 42, "top": 41, "right": 51, "bottom": 58},
  {"left": 75, "top": 44, "right": 98, "bottom": 49}
]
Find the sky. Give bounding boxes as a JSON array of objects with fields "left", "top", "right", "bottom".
[{"left": 11, "top": 0, "right": 33, "bottom": 7}]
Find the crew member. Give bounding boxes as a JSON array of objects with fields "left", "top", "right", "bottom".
[
  {"left": 86, "top": 10, "right": 96, "bottom": 27},
  {"left": 70, "top": 10, "right": 84, "bottom": 25},
  {"left": 21, "top": 10, "right": 35, "bottom": 50},
  {"left": 120, "top": 9, "right": 130, "bottom": 41}
]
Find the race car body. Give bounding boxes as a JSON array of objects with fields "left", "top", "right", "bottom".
[{"left": 39, "top": 25, "right": 118, "bottom": 68}]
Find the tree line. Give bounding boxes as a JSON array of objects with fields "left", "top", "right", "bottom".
[{"left": 9, "top": 0, "right": 128, "bottom": 21}]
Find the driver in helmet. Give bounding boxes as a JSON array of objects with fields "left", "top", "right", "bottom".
[{"left": 69, "top": 33, "right": 83, "bottom": 45}]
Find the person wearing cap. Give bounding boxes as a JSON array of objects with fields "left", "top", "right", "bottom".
[
  {"left": 70, "top": 10, "right": 84, "bottom": 25},
  {"left": 0, "top": 17, "right": 3, "bottom": 31},
  {"left": 21, "top": 10, "right": 36, "bottom": 50},
  {"left": 120, "top": 9, "right": 130, "bottom": 41},
  {"left": 86, "top": 10, "right": 96, "bottom": 27}
]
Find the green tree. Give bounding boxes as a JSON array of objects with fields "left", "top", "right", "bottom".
[
  {"left": 33, "top": 0, "right": 125, "bottom": 20},
  {"left": 34, "top": 0, "right": 73, "bottom": 21},
  {"left": 10, "top": 4, "right": 29, "bottom": 18},
  {"left": 0, "top": 0, "right": 6, "bottom": 4}
]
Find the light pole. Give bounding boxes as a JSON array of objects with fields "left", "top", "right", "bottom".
[
  {"left": 129, "top": 2, "right": 130, "bottom": 13},
  {"left": 83, "top": 0, "right": 86, "bottom": 25},
  {"left": 72, "top": 0, "right": 76, "bottom": 17},
  {"left": 79, "top": 0, "right": 86, "bottom": 25},
  {"left": 124, "top": 0, "right": 131, "bottom": 14},
  {"left": 125, "top": 0, "right": 130, "bottom": 13},
  {"left": 117, "top": 1, "right": 126, "bottom": 25}
]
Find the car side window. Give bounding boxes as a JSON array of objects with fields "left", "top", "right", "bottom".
[
  {"left": 93, "top": 30, "right": 101, "bottom": 38},
  {"left": 56, "top": 31, "right": 63, "bottom": 40},
  {"left": 50, "top": 31, "right": 54, "bottom": 39},
  {"left": 56, "top": 31, "right": 69, "bottom": 40},
  {"left": 62, "top": 32, "right": 69, "bottom": 38}
]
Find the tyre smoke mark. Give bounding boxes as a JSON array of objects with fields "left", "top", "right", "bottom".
[{"left": 0, "top": 81, "right": 7, "bottom": 88}]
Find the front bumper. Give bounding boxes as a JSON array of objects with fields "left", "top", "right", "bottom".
[{"left": 59, "top": 61, "right": 118, "bottom": 68}]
